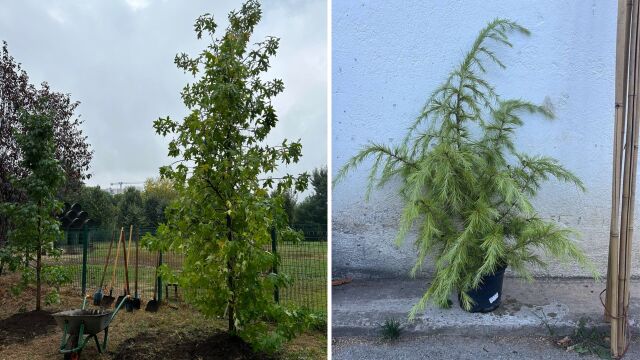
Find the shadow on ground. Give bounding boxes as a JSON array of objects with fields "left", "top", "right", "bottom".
[
  {"left": 113, "top": 329, "right": 271, "bottom": 360},
  {"left": 0, "top": 311, "right": 56, "bottom": 346}
]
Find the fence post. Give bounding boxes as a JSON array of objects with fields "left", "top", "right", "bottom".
[
  {"left": 81, "top": 224, "right": 88, "bottom": 296},
  {"left": 271, "top": 226, "right": 279, "bottom": 303},
  {"left": 158, "top": 251, "right": 163, "bottom": 303}
]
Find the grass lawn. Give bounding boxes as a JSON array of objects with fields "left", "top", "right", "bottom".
[
  {"left": 0, "top": 272, "right": 327, "bottom": 359},
  {"left": 278, "top": 241, "right": 327, "bottom": 312}
]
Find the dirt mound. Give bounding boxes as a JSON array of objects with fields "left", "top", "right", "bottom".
[
  {"left": 0, "top": 310, "right": 56, "bottom": 346},
  {"left": 113, "top": 330, "right": 271, "bottom": 360}
]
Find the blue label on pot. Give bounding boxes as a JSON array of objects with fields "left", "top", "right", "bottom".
[{"left": 489, "top": 292, "right": 499, "bottom": 304}]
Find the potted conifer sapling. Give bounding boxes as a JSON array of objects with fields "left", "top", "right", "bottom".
[{"left": 335, "top": 19, "right": 596, "bottom": 317}]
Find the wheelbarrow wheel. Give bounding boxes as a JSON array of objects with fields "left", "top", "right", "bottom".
[
  {"left": 63, "top": 335, "right": 81, "bottom": 360},
  {"left": 64, "top": 352, "right": 81, "bottom": 360}
]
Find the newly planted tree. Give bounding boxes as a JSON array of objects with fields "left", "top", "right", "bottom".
[
  {"left": 1, "top": 102, "right": 65, "bottom": 311},
  {"left": 0, "top": 42, "right": 92, "bottom": 251},
  {"left": 336, "top": 19, "right": 595, "bottom": 318},
  {"left": 150, "top": 0, "right": 309, "bottom": 352}
]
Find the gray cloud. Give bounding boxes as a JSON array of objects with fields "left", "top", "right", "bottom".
[{"left": 0, "top": 0, "right": 327, "bottom": 192}]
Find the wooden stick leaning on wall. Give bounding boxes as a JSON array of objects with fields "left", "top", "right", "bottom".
[
  {"left": 622, "top": 7, "right": 640, "bottom": 352},
  {"left": 614, "top": 0, "right": 640, "bottom": 355},
  {"left": 607, "top": 0, "right": 632, "bottom": 327}
]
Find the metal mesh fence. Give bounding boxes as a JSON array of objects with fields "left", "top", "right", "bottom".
[
  {"left": 278, "top": 224, "right": 327, "bottom": 312},
  {"left": 55, "top": 227, "right": 183, "bottom": 303},
  {"left": 56, "top": 224, "right": 326, "bottom": 313}
]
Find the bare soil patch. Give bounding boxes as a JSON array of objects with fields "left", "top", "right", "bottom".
[
  {"left": 0, "top": 272, "right": 326, "bottom": 359},
  {"left": 0, "top": 310, "right": 56, "bottom": 346},
  {"left": 113, "top": 330, "right": 270, "bottom": 360}
]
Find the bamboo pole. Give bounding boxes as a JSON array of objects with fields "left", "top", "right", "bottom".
[
  {"left": 620, "top": 119, "right": 640, "bottom": 354},
  {"left": 615, "top": 0, "right": 640, "bottom": 355},
  {"left": 620, "top": 18, "right": 640, "bottom": 353},
  {"left": 607, "top": 0, "right": 632, "bottom": 327}
]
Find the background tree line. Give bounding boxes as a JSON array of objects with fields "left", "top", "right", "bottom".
[
  {"left": 280, "top": 167, "right": 327, "bottom": 230},
  {"left": 63, "top": 177, "right": 177, "bottom": 230},
  {"left": 66, "top": 166, "right": 327, "bottom": 232}
]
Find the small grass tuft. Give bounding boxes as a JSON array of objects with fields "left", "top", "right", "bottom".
[
  {"left": 534, "top": 309, "right": 557, "bottom": 337},
  {"left": 556, "top": 317, "right": 611, "bottom": 360},
  {"left": 380, "top": 318, "right": 402, "bottom": 341}
]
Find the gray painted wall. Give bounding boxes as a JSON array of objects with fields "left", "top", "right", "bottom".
[{"left": 332, "top": 1, "right": 631, "bottom": 278}]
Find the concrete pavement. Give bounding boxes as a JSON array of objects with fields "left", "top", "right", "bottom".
[
  {"left": 333, "top": 334, "right": 640, "bottom": 359},
  {"left": 332, "top": 277, "right": 640, "bottom": 359}
]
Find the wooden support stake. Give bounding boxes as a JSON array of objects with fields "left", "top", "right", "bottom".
[
  {"left": 614, "top": 0, "right": 640, "bottom": 355},
  {"left": 607, "top": 0, "right": 632, "bottom": 327}
]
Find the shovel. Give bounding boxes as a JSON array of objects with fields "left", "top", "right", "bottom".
[
  {"left": 116, "top": 225, "right": 133, "bottom": 312},
  {"left": 93, "top": 229, "right": 116, "bottom": 305},
  {"left": 132, "top": 228, "right": 141, "bottom": 309},
  {"left": 100, "top": 227, "right": 124, "bottom": 307},
  {"left": 145, "top": 251, "right": 161, "bottom": 312}
]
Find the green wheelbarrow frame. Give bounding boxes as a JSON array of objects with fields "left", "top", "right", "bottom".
[{"left": 56, "top": 295, "right": 129, "bottom": 357}]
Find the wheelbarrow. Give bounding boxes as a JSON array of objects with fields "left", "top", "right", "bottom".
[{"left": 53, "top": 294, "right": 129, "bottom": 359}]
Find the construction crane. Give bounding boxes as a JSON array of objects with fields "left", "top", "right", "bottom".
[{"left": 109, "top": 181, "right": 144, "bottom": 194}]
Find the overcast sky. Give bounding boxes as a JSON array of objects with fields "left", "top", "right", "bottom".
[{"left": 0, "top": 0, "right": 327, "bottom": 194}]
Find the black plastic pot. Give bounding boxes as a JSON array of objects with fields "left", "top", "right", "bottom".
[{"left": 459, "top": 265, "right": 507, "bottom": 313}]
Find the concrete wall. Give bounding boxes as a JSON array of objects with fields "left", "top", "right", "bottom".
[{"left": 332, "top": 0, "right": 632, "bottom": 278}]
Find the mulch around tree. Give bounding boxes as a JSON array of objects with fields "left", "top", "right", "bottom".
[
  {"left": 112, "top": 329, "right": 272, "bottom": 360},
  {"left": 0, "top": 310, "right": 56, "bottom": 346}
]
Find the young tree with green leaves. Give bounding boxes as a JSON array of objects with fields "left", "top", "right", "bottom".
[
  {"left": 150, "top": 1, "right": 309, "bottom": 352},
  {"left": 271, "top": 188, "right": 297, "bottom": 225},
  {"left": 0, "top": 42, "right": 92, "bottom": 273},
  {"left": 336, "top": 19, "right": 596, "bottom": 318},
  {"left": 0, "top": 103, "right": 65, "bottom": 311}
]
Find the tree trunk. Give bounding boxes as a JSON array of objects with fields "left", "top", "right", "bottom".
[
  {"left": 36, "top": 209, "right": 42, "bottom": 312},
  {"left": 0, "top": 226, "right": 7, "bottom": 274},
  {"left": 227, "top": 213, "right": 235, "bottom": 332},
  {"left": 36, "top": 246, "right": 41, "bottom": 311}
]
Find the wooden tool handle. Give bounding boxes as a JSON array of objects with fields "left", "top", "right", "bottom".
[
  {"left": 135, "top": 227, "right": 139, "bottom": 294},
  {"left": 98, "top": 229, "right": 116, "bottom": 288},
  {"left": 152, "top": 251, "right": 160, "bottom": 300},
  {"left": 109, "top": 228, "right": 124, "bottom": 289},
  {"left": 122, "top": 226, "right": 131, "bottom": 295}
]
